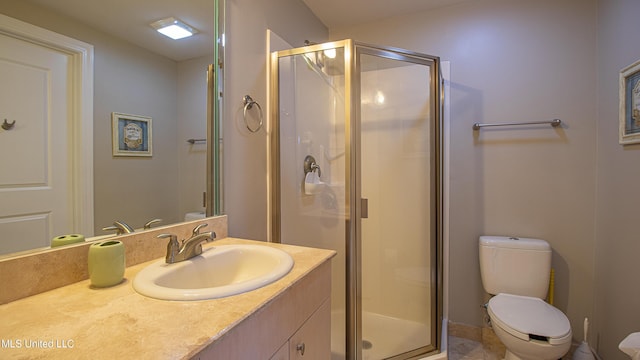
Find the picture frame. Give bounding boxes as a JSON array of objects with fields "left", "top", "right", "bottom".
[
  {"left": 111, "top": 112, "right": 153, "bottom": 156},
  {"left": 619, "top": 59, "right": 640, "bottom": 145}
]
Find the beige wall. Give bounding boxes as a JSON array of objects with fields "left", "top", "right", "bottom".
[
  {"left": 594, "top": 0, "right": 640, "bottom": 359},
  {"left": 223, "top": 0, "right": 327, "bottom": 240},
  {"left": 0, "top": 1, "right": 207, "bottom": 235},
  {"left": 91, "top": 32, "right": 180, "bottom": 232},
  {"left": 331, "top": 0, "right": 598, "bottom": 339}
]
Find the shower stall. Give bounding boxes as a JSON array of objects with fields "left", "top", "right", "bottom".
[{"left": 268, "top": 39, "right": 443, "bottom": 360}]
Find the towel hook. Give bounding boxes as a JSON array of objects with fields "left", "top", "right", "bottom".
[
  {"left": 242, "top": 95, "right": 263, "bottom": 133},
  {"left": 2, "top": 119, "right": 16, "bottom": 130}
]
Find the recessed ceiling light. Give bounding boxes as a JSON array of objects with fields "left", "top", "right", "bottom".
[{"left": 150, "top": 17, "right": 197, "bottom": 40}]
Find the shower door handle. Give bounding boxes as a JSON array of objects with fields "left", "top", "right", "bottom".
[{"left": 361, "top": 198, "right": 369, "bottom": 219}]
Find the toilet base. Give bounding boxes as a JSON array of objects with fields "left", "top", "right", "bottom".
[{"left": 504, "top": 350, "right": 523, "bottom": 360}]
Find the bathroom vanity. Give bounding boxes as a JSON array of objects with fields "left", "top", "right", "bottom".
[{"left": 0, "top": 238, "right": 335, "bottom": 359}]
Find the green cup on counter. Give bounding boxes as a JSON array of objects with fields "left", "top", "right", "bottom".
[{"left": 88, "top": 240, "right": 125, "bottom": 287}]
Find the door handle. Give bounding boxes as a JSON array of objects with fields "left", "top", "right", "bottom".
[{"left": 361, "top": 198, "right": 368, "bottom": 219}]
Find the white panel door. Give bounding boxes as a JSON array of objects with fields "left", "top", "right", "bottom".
[{"left": 0, "top": 33, "right": 71, "bottom": 255}]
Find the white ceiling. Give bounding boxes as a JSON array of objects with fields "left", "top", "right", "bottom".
[{"left": 25, "top": 0, "right": 465, "bottom": 62}]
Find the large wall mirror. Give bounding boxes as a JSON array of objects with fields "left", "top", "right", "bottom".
[{"left": 0, "top": 0, "right": 223, "bottom": 257}]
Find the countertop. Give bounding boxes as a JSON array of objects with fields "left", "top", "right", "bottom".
[{"left": 0, "top": 238, "right": 335, "bottom": 359}]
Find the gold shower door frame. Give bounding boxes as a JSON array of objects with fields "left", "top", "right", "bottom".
[{"left": 269, "top": 39, "right": 443, "bottom": 360}]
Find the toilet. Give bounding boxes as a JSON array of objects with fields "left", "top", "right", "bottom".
[
  {"left": 184, "top": 211, "right": 206, "bottom": 222},
  {"left": 620, "top": 332, "right": 640, "bottom": 359},
  {"left": 479, "top": 236, "right": 572, "bottom": 360}
]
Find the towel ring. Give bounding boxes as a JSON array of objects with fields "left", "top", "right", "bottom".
[{"left": 243, "top": 95, "right": 263, "bottom": 133}]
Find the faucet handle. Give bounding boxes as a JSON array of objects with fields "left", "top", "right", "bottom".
[
  {"left": 101, "top": 225, "right": 120, "bottom": 234},
  {"left": 192, "top": 223, "right": 208, "bottom": 237},
  {"left": 144, "top": 218, "right": 162, "bottom": 229},
  {"left": 158, "top": 233, "right": 179, "bottom": 264}
]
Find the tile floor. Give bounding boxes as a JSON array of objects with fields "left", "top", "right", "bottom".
[{"left": 448, "top": 336, "right": 503, "bottom": 360}]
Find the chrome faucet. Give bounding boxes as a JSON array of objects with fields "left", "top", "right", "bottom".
[
  {"left": 158, "top": 224, "right": 217, "bottom": 264},
  {"left": 102, "top": 220, "right": 134, "bottom": 235}
]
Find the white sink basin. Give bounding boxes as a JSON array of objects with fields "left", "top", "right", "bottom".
[{"left": 133, "top": 244, "right": 294, "bottom": 301}]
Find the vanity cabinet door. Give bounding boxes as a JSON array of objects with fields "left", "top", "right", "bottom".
[
  {"left": 270, "top": 341, "right": 289, "bottom": 360},
  {"left": 289, "top": 299, "right": 330, "bottom": 359}
]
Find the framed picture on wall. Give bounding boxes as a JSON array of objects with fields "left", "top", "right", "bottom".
[
  {"left": 619, "top": 59, "right": 640, "bottom": 145},
  {"left": 112, "top": 112, "right": 153, "bottom": 156}
]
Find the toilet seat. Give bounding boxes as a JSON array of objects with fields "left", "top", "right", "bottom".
[{"left": 488, "top": 293, "right": 571, "bottom": 345}]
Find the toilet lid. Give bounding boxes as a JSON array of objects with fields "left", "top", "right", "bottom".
[{"left": 488, "top": 293, "right": 571, "bottom": 345}]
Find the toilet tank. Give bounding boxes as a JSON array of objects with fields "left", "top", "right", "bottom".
[{"left": 479, "top": 236, "right": 552, "bottom": 299}]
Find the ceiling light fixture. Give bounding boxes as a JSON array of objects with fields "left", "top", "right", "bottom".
[{"left": 150, "top": 17, "right": 197, "bottom": 40}]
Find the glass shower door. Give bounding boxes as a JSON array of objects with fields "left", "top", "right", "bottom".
[
  {"left": 270, "top": 40, "right": 441, "bottom": 360},
  {"left": 270, "top": 41, "right": 350, "bottom": 359},
  {"left": 357, "top": 49, "right": 439, "bottom": 359}
]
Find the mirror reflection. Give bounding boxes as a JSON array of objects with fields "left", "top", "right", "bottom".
[{"left": 0, "top": 0, "right": 215, "bottom": 256}]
